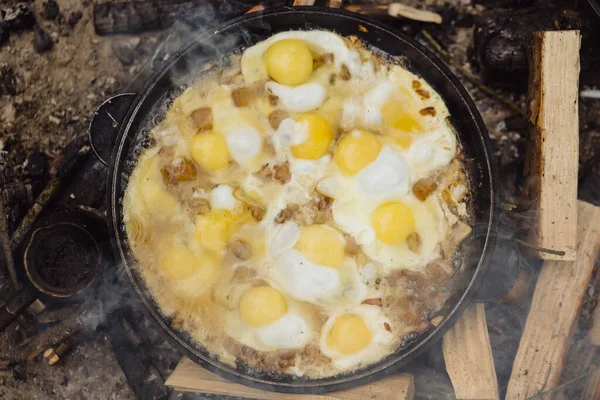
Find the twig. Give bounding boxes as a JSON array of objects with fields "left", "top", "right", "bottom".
[
  {"left": 514, "top": 238, "right": 566, "bottom": 257},
  {"left": 9, "top": 142, "right": 91, "bottom": 252},
  {"left": 0, "top": 196, "right": 19, "bottom": 290},
  {"left": 420, "top": 29, "right": 525, "bottom": 118}
]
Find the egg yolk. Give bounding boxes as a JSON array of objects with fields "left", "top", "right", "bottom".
[
  {"left": 239, "top": 286, "right": 288, "bottom": 327},
  {"left": 160, "top": 245, "right": 199, "bottom": 280},
  {"left": 190, "top": 132, "right": 230, "bottom": 171},
  {"left": 326, "top": 314, "right": 371, "bottom": 354},
  {"left": 195, "top": 209, "right": 249, "bottom": 254},
  {"left": 291, "top": 114, "right": 333, "bottom": 160},
  {"left": 381, "top": 100, "right": 424, "bottom": 134},
  {"left": 335, "top": 130, "right": 382, "bottom": 175},
  {"left": 296, "top": 224, "right": 345, "bottom": 268},
  {"left": 371, "top": 202, "right": 415, "bottom": 244},
  {"left": 266, "top": 39, "right": 313, "bottom": 86}
]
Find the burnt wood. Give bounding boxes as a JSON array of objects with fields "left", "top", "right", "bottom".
[{"left": 93, "top": 0, "right": 267, "bottom": 35}]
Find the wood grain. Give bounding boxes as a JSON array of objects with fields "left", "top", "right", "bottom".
[
  {"left": 166, "top": 358, "right": 415, "bottom": 400},
  {"left": 588, "top": 274, "right": 600, "bottom": 346},
  {"left": 523, "top": 30, "right": 581, "bottom": 260},
  {"left": 442, "top": 303, "right": 499, "bottom": 400},
  {"left": 506, "top": 201, "right": 600, "bottom": 400},
  {"left": 582, "top": 368, "right": 600, "bottom": 400}
]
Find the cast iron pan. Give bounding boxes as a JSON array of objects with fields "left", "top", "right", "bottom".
[{"left": 90, "top": 6, "right": 507, "bottom": 394}]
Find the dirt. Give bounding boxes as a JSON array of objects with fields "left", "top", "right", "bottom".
[
  {"left": 0, "top": 335, "right": 134, "bottom": 400},
  {"left": 0, "top": 0, "right": 157, "bottom": 160}
]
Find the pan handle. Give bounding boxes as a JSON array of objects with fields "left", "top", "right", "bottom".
[
  {"left": 472, "top": 238, "right": 522, "bottom": 303},
  {"left": 88, "top": 93, "right": 137, "bottom": 165},
  {"left": 0, "top": 284, "right": 38, "bottom": 332}
]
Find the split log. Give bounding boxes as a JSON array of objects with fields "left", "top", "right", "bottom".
[
  {"left": 506, "top": 201, "right": 600, "bottom": 400},
  {"left": 442, "top": 303, "right": 499, "bottom": 400},
  {"left": 522, "top": 30, "right": 580, "bottom": 260},
  {"left": 166, "top": 358, "right": 415, "bottom": 400},
  {"left": 344, "top": 4, "right": 441, "bottom": 24}
]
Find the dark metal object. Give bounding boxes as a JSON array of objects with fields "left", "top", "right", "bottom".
[
  {"left": 91, "top": 7, "right": 504, "bottom": 394},
  {"left": 89, "top": 94, "right": 137, "bottom": 166},
  {"left": 471, "top": 238, "right": 521, "bottom": 303},
  {"left": 0, "top": 208, "right": 104, "bottom": 332}
]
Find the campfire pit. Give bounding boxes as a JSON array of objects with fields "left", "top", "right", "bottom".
[{"left": 1, "top": 1, "right": 600, "bottom": 399}]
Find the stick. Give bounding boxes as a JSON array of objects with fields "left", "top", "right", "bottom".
[
  {"left": 0, "top": 196, "right": 18, "bottom": 290},
  {"left": 506, "top": 201, "right": 600, "bottom": 399},
  {"left": 522, "top": 30, "right": 580, "bottom": 260},
  {"left": 388, "top": 3, "right": 442, "bottom": 24},
  {"left": 442, "top": 303, "right": 499, "bottom": 400},
  {"left": 43, "top": 330, "right": 87, "bottom": 366},
  {"left": 9, "top": 141, "right": 90, "bottom": 252},
  {"left": 167, "top": 358, "right": 415, "bottom": 399}
]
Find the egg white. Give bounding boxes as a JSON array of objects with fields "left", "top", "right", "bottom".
[
  {"left": 319, "top": 305, "right": 394, "bottom": 370},
  {"left": 225, "top": 305, "right": 313, "bottom": 351},
  {"left": 268, "top": 222, "right": 368, "bottom": 307},
  {"left": 241, "top": 30, "right": 363, "bottom": 86}
]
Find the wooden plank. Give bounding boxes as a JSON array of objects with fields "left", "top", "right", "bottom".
[
  {"left": 166, "top": 358, "right": 414, "bottom": 400},
  {"left": 388, "top": 3, "right": 442, "bottom": 24},
  {"left": 344, "top": 4, "right": 441, "bottom": 24},
  {"left": 582, "top": 368, "right": 600, "bottom": 400},
  {"left": 506, "top": 201, "right": 600, "bottom": 400},
  {"left": 523, "top": 30, "right": 580, "bottom": 260},
  {"left": 293, "top": 0, "right": 316, "bottom": 5},
  {"left": 442, "top": 303, "right": 499, "bottom": 400}
]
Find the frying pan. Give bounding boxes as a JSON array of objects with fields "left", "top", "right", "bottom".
[{"left": 89, "top": 6, "right": 511, "bottom": 394}]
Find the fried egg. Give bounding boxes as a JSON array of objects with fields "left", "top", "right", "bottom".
[
  {"left": 241, "top": 31, "right": 363, "bottom": 86},
  {"left": 225, "top": 285, "right": 313, "bottom": 351},
  {"left": 270, "top": 222, "right": 367, "bottom": 306},
  {"left": 159, "top": 244, "right": 221, "bottom": 298},
  {"left": 320, "top": 305, "right": 393, "bottom": 370}
]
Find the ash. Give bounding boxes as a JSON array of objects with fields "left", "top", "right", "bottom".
[{"left": 1, "top": 0, "right": 600, "bottom": 399}]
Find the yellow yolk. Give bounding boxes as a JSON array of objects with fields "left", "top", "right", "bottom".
[
  {"left": 371, "top": 202, "right": 415, "bottom": 244},
  {"left": 194, "top": 209, "right": 250, "bottom": 254},
  {"left": 190, "top": 132, "right": 230, "bottom": 171},
  {"left": 296, "top": 224, "right": 345, "bottom": 268},
  {"left": 239, "top": 286, "right": 288, "bottom": 327},
  {"left": 335, "top": 130, "right": 382, "bottom": 175},
  {"left": 381, "top": 100, "right": 424, "bottom": 134},
  {"left": 326, "top": 314, "right": 371, "bottom": 354},
  {"left": 392, "top": 135, "right": 413, "bottom": 149},
  {"left": 291, "top": 114, "right": 333, "bottom": 160},
  {"left": 160, "top": 245, "right": 198, "bottom": 280},
  {"left": 266, "top": 39, "right": 313, "bottom": 86}
]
